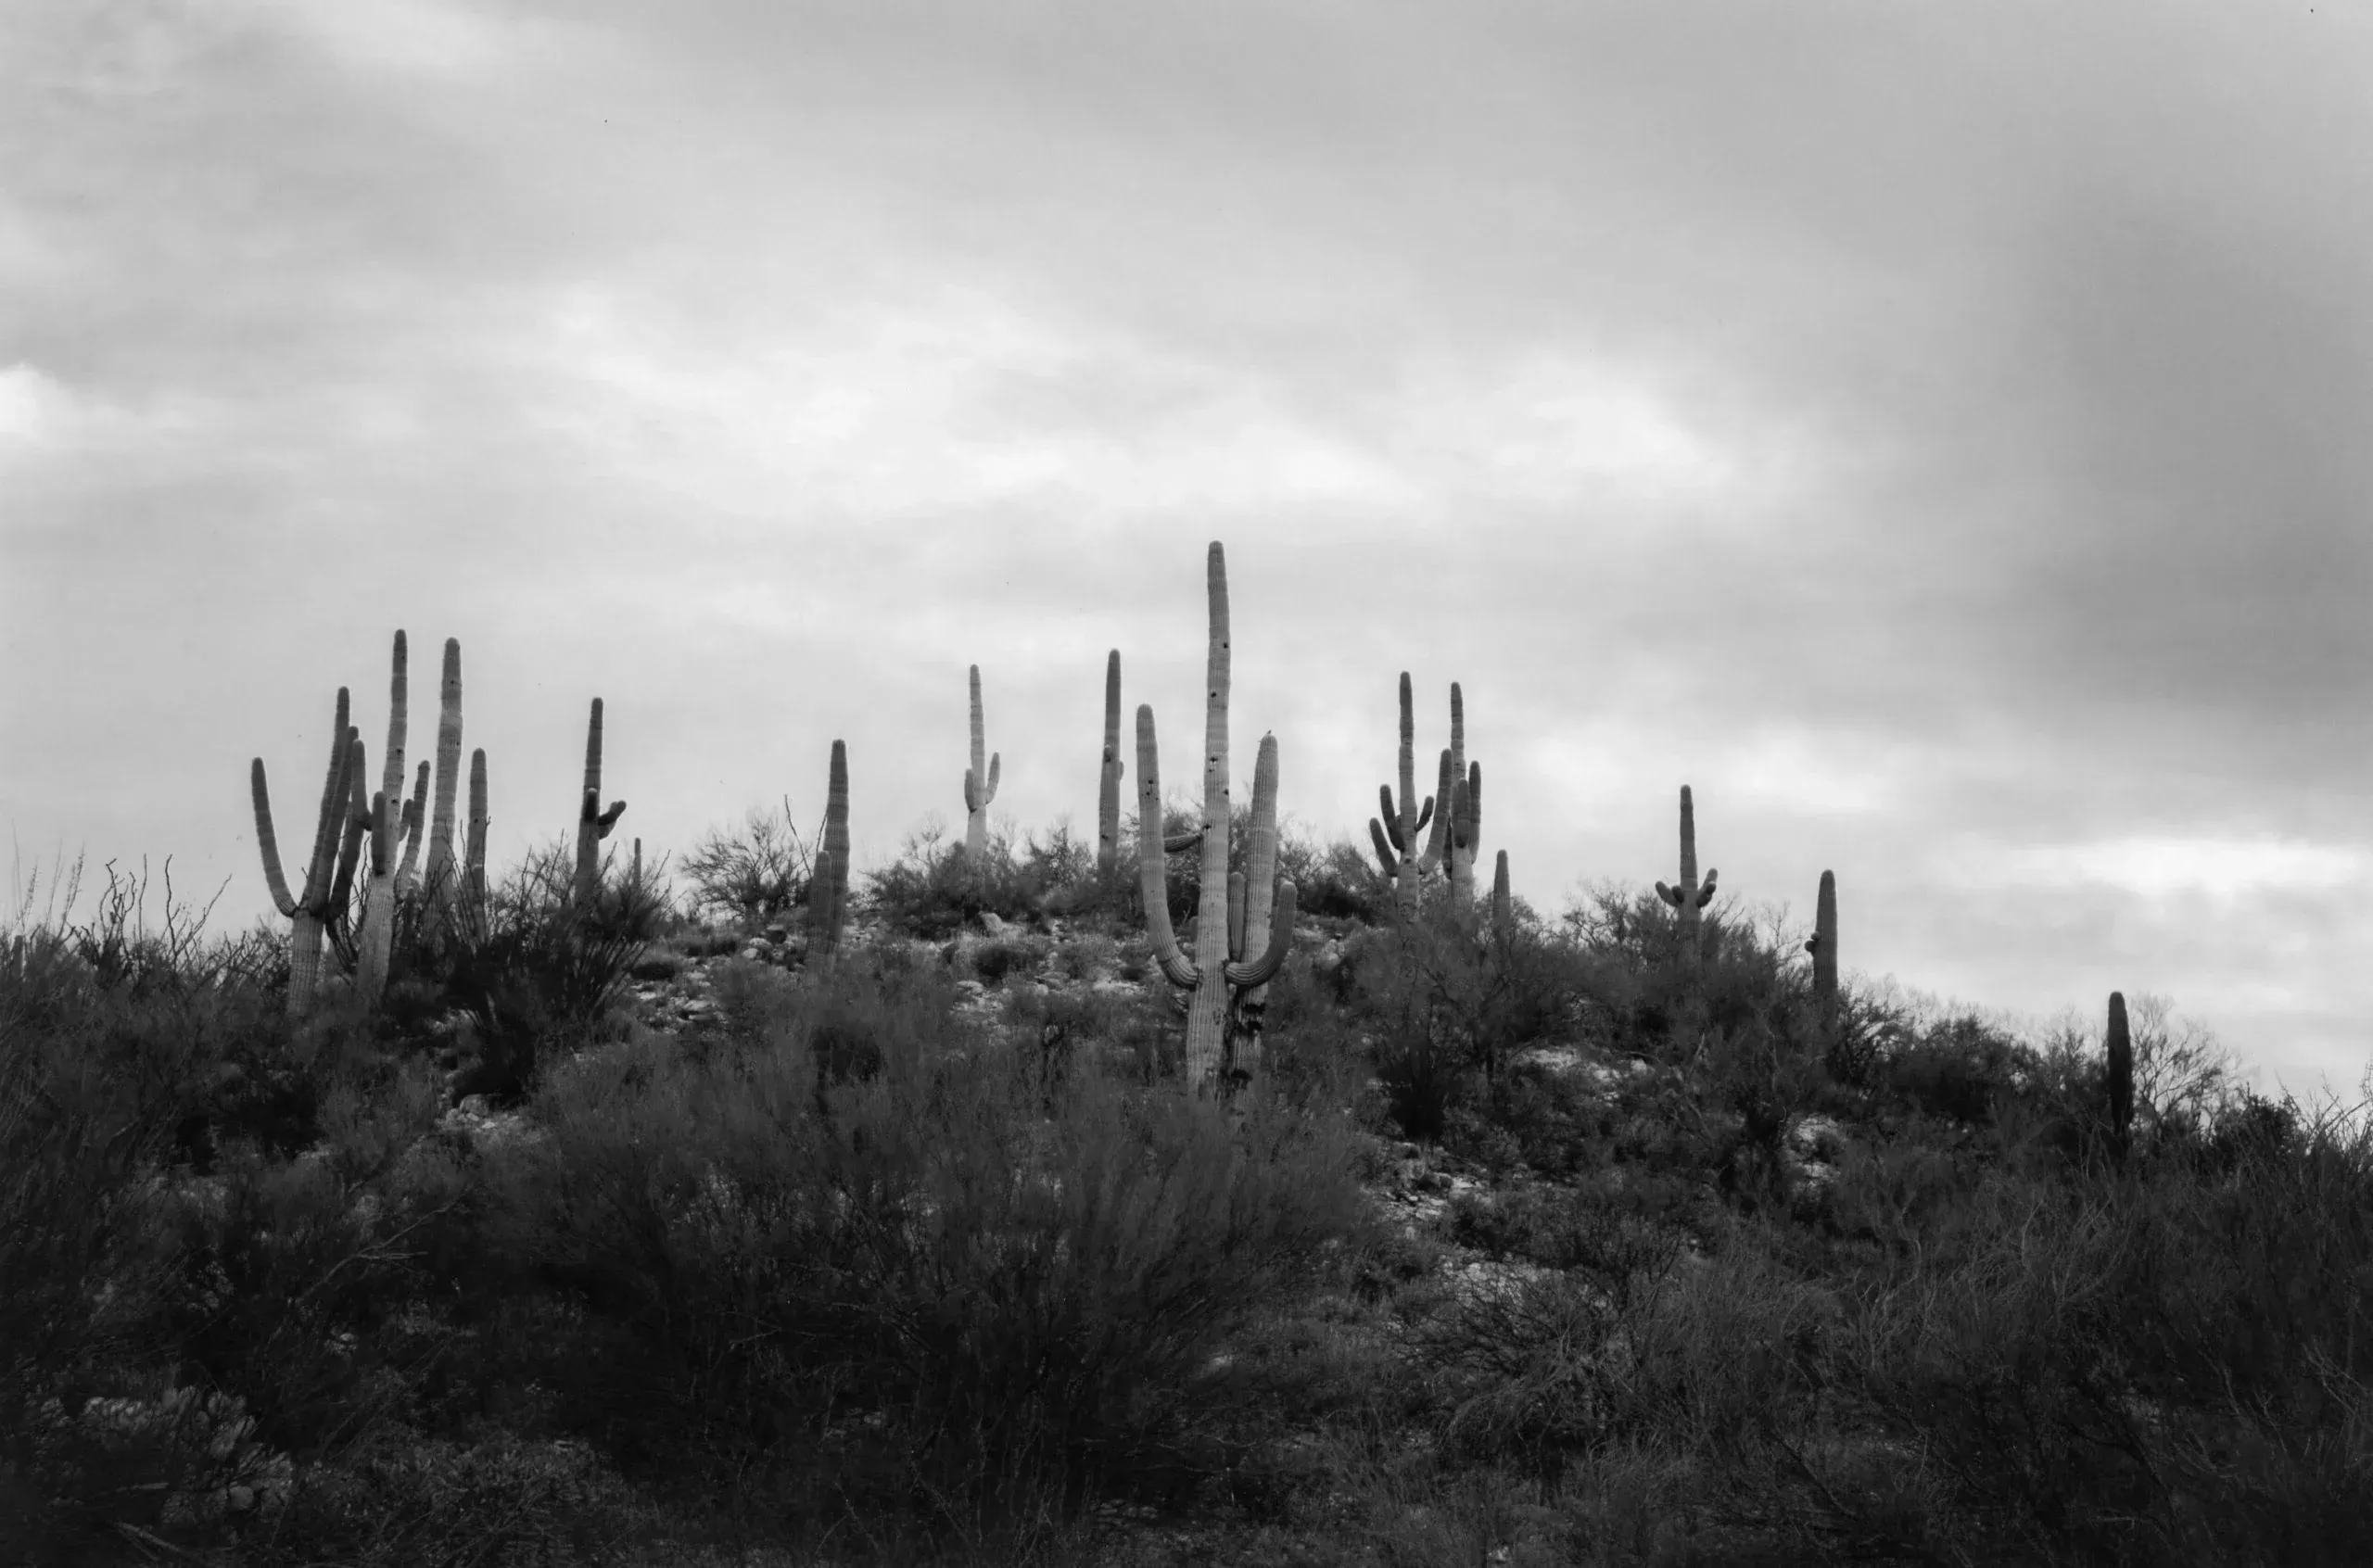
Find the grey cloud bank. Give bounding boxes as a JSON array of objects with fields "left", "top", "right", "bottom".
[{"left": 5, "top": 1, "right": 2369, "bottom": 1099}]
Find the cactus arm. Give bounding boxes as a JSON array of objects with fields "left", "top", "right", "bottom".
[
  {"left": 394, "top": 759, "right": 429, "bottom": 893},
  {"left": 1697, "top": 870, "right": 1719, "bottom": 908},
  {"left": 1377, "top": 786, "right": 1404, "bottom": 854},
  {"left": 1223, "top": 880, "right": 1297, "bottom": 988},
  {"left": 1419, "top": 749, "right": 1452, "bottom": 872},
  {"left": 328, "top": 739, "right": 368, "bottom": 921},
  {"left": 1415, "top": 795, "right": 1434, "bottom": 836},
  {"left": 1161, "top": 828, "right": 1201, "bottom": 854},
  {"left": 1369, "top": 817, "right": 1399, "bottom": 874},
  {"left": 1136, "top": 703, "right": 1198, "bottom": 989},
  {"left": 289, "top": 688, "right": 354, "bottom": 911},
  {"left": 252, "top": 761, "right": 299, "bottom": 917},
  {"left": 1240, "top": 731, "right": 1279, "bottom": 948}
]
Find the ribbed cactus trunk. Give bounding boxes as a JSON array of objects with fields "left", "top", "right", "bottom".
[
  {"left": 2106, "top": 991, "right": 2134, "bottom": 1167},
  {"left": 1809, "top": 870, "right": 1839, "bottom": 1044},
  {"left": 356, "top": 632, "right": 410, "bottom": 1005},
  {"left": 574, "top": 698, "right": 625, "bottom": 910},
  {"left": 252, "top": 687, "right": 362, "bottom": 1017},
  {"left": 1368, "top": 673, "right": 1442, "bottom": 922},
  {"left": 461, "top": 748, "right": 489, "bottom": 943},
  {"left": 1655, "top": 785, "right": 1719, "bottom": 969},
  {"left": 1137, "top": 542, "right": 1296, "bottom": 1092},
  {"left": 810, "top": 740, "right": 851, "bottom": 955},
  {"left": 963, "top": 664, "right": 999, "bottom": 860},
  {"left": 425, "top": 638, "right": 464, "bottom": 935},
  {"left": 1097, "top": 650, "right": 1123, "bottom": 879},
  {"left": 1445, "top": 684, "right": 1481, "bottom": 907}
]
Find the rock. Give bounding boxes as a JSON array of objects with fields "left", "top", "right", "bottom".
[{"left": 980, "top": 912, "right": 1009, "bottom": 937}]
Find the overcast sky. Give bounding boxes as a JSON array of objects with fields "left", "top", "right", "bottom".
[{"left": 6, "top": 1, "right": 2369, "bottom": 1103}]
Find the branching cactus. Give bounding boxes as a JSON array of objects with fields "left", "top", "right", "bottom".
[
  {"left": 424, "top": 638, "right": 464, "bottom": 934},
  {"left": 1654, "top": 784, "right": 1719, "bottom": 968},
  {"left": 354, "top": 632, "right": 413, "bottom": 1004},
  {"left": 810, "top": 739, "right": 851, "bottom": 955},
  {"left": 1097, "top": 650, "right": 1124, "bottom": 878},
  {"left": 574, "top": 698, "right": 626, "bottom": 909},
  {"left": 252, "top": 688, "right": 362, "bottom": 1016},
  {"left": 2107, "top": 991, "right": 2134, "bottom": 1166},
  {"left": 1368, "top": 672, "right": 1443, "bottom": 921},
  {"left": 1806, "top": 870, "right": 1839, "bottom": 1043},
  {"left": 1444, "top": 684, "right": 1485, "bottom": 907},
  {"left": 1136, "top": 541, "right": 1297, "bottom": 1092},
  {"left": 962, "top": 664, "right": 1001, "bottom": 860}
]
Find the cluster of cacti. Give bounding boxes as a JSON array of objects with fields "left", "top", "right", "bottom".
[
  {"left": 962, "top": 664, "right": 999, "bottom": 860},
  {"left": 808, "top": 739, "right": 851, "bottom": 954},
  {"left": 2107, "top": 990, "right": 2134, "bottom": 1165},
  {"left": 1654, "top": 785, "right": 1719, "bottom": 967},
  {"left": 1368, "top": 673, "right": 1449, "bottom": 920},
  {"left": 1136, "top": 542, "right": 1298, "bottom": 1090},
  {"left": 251, "top": 689, "right": 361, "bottom": 1016},
  {"left": 573, "top": 697, "right": 627, "bottom": 910}
]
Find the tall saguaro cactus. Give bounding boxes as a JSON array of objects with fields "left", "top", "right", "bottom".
[
  {"left": 810, "top": 739, "right": 852, "bottom": 955},
  {"left": 1369, "top": 672, "right": 1447, "bottom": 921},
  {"left": 574, "top": 698, "right": 626, "bottom": 909},
  {"left": 461, "top": 748, "right": 489, "bottom": 943},
  {"left": 1807, "top": 870, "right": 1839, "bottom": 1043},
  {"left": 1136, "top": 541, "right": 1298, "bottom": 1091},
  {"left": 2106, "top": 991, "right": 2134, "bottom": 1167},
  {"left": 1491, "top": 850, "right": 1513, "bottom": 942},
  {"left": 963, "top": 664, "right": 1000, "bottom": 860},
  {"left": 1097, "top": 650, "right": 1124, "bottom": 878},
  {"left": 1444, "top": 684, "right": 1485, "bottom": 907},
  {"left": 424, "top": 638, "right": 464, "bottom": 934},
  {"left": 253, "top": 688, "right": 362, "bottom": 1016},
  {"left": 1654, "top": 785, "right": 1719, "bottom": 968},
  {"left": 354, "top": 632, "right": 416, "bottom": 1005}
]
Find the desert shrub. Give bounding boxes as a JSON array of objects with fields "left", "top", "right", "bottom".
[
  {"left": 867, "top": 824, "right": 1049, "bottom": 940},
  {"left": 438, "top": 839, "right": 649, "bottom": 1107},
  {"left": 969, "top": 935, "right": 1047, "bottom": 985},
  {"left": 677, "top": 798, "right": 818, "bottom": 930},
  {"left": 471, "top": 979, "right": 1368, "bottom": 1542},
  {"left": 1877, "top": 1012, "right": 2036, "bottom": 1127},
  {"left": 1275, "top": 828, "right": 1389, "bottom": 925}
]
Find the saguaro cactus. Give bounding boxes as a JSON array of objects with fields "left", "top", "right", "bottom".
[
  {"left": 1444, "top": 684, "right": 1485, "bottom": 907},
  {"left": 1136, "top": 541, "right": 1297, "bottom": 1091},
  {"left": 252, "top": 688, "right": 362, "bottom": 1016},
  {"left": 1368, "top": 673, "right": 1447, "bottom": 921},
  {"left": 1806, "top": 870, "right": 1839, "bottom": 1043},
  {"left": 810, "top": 740, "right": 851, "bottom": 955},
  {"left": 963, "top": 664, "right": 1000, "bottom": 860},
  {"left": 354, "top": 632, "right": 416, "bottom": 1005},
  {"left": 1097, "top": 650, "right": 1124, "bottom": 878},
  {"left": 1654, "top": 785, "right": 1719, "bottom": 968},
  {"left": 574, "top": 698, "right": 626, "bottom": 909},
  {"left": 460, "top": 748, "right": 489, "bottom": 943},
  {"left": 2106, "top": 991, "right": 2134, "bottom": 1166},
  {"left": 424, "top": 638, "right": 464, "bottom": 932},
  {"left": 1491, "top": 850, "right": 1512, "bottom": 941}
]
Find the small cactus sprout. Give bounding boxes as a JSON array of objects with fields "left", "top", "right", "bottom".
[
  {"left": 1654, "top": 784, "right": 1719, "bottom": 968},
  {"left": 1808, "top": 870, "right": 1838, "bottom": 1043},
  {"left": 2107, "top": 991, "right": 2134, "bottom": 1165},
  {"left": 1098, "top": 650, "right": 1125, "bottom": 878},
  {"left": 962, "top": 664, "right": 1000, "bottom": 860},
  {"left": 810, "top": 740, "right": 852, "bottom": 955},
  {"left": 1136, "top": 542, "right": 1297, "bottom": 1091},
  {"left": 574, "top": 698, "right": 626, "bottom": 909},
  {"left": 252, "top": 688, "right": 362, "bottom": 1015},
  {"left": 424, "top": 638, "right": 464, "bottom": 934},
  {"left": 1368, "top": 672, "right": 1443, "bottom": 921}
]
